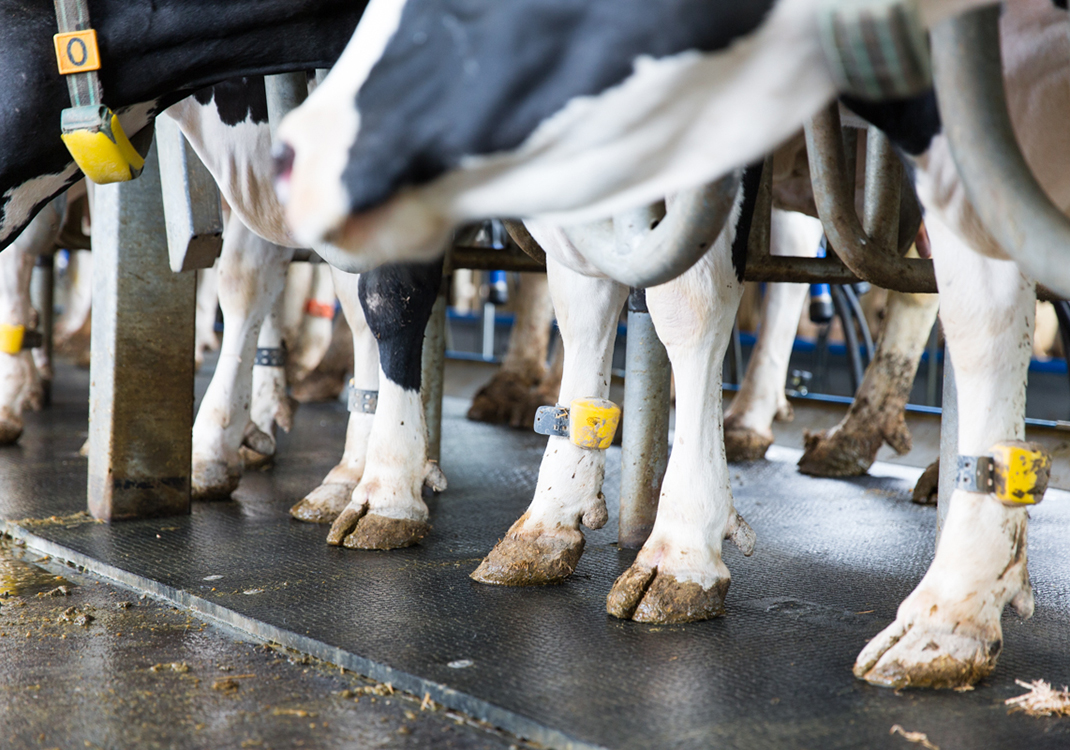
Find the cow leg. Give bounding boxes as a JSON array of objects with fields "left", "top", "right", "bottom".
[
  {"left": 327, "top": 261, "right": 445, "bottom": 550},
  {"left": 607, "top": 237, "right": 754, "bottom": 623},
  {"left": 190, "top": 218, "right": 292, "bottom": 499},
  {"left": 724, "top": 210, "right": 821, "bottom": 461},
  {"left": 287, "top": 262, "right": 336, "bottom": 385},
  {"left": 798, "top": 287, "right": 939, "bottom": 476},
  {"left": 854, "top": 218, "right": 1033, "bottom": 689},
  {"left": 194, "top": 265, "right": 221, "bottom": 371},
  {"left": 55, "top": 250, "right": 93, "bottom": 368},
  {"left": 0, "top": 198, "right": 65, "bottom": 443},
  {"left": 472, "top": 257, "right": 627, "bottom": 585},
  {"left": 291, "top": 268, "right": 381, "bottom": 522},
  {"left": 468, "top": 272, "right": 554, "bottom": 427}
]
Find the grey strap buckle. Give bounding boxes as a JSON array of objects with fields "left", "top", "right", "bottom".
[
  {"left": 254, "top": 347, "right": 286, "bottom": 368},
  {"left": 818, "top": 0, "right": 932, "bottom": 100},
  {"left": 348, "top": 384, "right": 378, "bottom": 415},
  {"left": 955, "top": 455, "right": 995, "bottom": 494},
  {"left": 533, "top": 405, "right": 570, "bottom": 438}
]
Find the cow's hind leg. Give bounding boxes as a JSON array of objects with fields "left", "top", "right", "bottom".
[
  {"left": 724, "top": 210, "right": 820, "bottom": 461},
  {"left": 798, "top": 287, "right": 938, "bottom": 476},
  {"left": 191, "top": 218, "right": 292, "bottom": 498},
  {"left": 327, "top": 262, "right": 445, "bottom": 549},
  {"left": 854, "top": 218, "right": 1033, "bottom": 689},
  {"left": 472, "top": 254, "right": 627, "bottom": 585},
  {"left": 291, "top": 268, "right": 381, "bottom": 522},
  {"left": 606, "top": 234, "right": 753, "bottom": 623}
]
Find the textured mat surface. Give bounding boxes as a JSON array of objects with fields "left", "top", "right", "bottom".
[{"left": 4, "top": 370, "right": 1070, "bottom": 749}]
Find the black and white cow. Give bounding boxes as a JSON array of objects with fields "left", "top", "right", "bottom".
[
  {"left": 0, "top": 0, "right": 366, "bottom": 250},
  {"left": 271, "top": 0, "right": 1068, "bottom": 693}
]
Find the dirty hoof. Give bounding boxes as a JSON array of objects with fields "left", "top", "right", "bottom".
[
  {"left": 0, "top": 408, "right": 23, "bottom": 445},
  {"left": 238, "top": 446, "right": 273, "bottom": 470},
  {"left": 471, "top": 524, "right": 584, "bottom": 586},
  {"left": 853, "top": 620, "right": 1001, "bottom": 689},
  {"left": 797, "top": 429, "right": 874, "bottom": 477},
  {"left": 290, "top": 482, "right": 356, "bottom": 523},
  {"left": 912, "top": 459, "right": 939, "bottom": 506},
  {"left": 467, "top": 371, "right": 536, "bottom": 426},
  {"left": 606, "top": 564, "right": 728, "bottom": 623},
  {"left": 328, "top": 507, "right": 429, "bottom": 550},
  {"left": 191, "top": 460, "right": 241, "bottom": 501},
  {"left": 724, "top": 426, "right": 773, "bottom": 462}
]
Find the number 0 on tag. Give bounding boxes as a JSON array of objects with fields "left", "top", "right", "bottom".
[{"left": 54, "top": 29, "right": 101, "bottom": 75}]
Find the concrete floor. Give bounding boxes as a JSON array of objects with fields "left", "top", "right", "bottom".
[{"left": 0, "top": 537, "right": 532, "bottom": 750}]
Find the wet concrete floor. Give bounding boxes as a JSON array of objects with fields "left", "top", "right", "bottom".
[{"left": 0, "top": 536, "right": 532, "bottom": 750}]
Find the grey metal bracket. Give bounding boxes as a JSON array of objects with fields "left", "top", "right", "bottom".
[
  {"left": 254, "top": 347, "right": 286, "bottom": 368},
  {"left": 533, "top": 406, "right": 570, "bottom": 438},
  {"left": 955, "top": 454, "right": 995, "bottom": 494},
  {"left": 348, "top": 386, "right": 378, "bottom": 415}
]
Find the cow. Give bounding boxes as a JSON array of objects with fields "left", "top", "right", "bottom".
[
  {"left": 0, "top": 0, "right": 367, "bottom": 251},
  {"left": 271, "top": 0, "right": 1068, "bottom": 693}
]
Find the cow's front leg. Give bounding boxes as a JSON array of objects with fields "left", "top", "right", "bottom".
[
  {"left": 191, "top": 218, "right": 292, "bottom": 498},
  {"left": 292, "top": 267, "right": 381, "bottom": 522},
  {"left": 472, "top": 253, "right": 627, "bottom": 585},
  {"left": 327, "top": 261, "right": 445, "bottom": 549},
  {"left": 854, "top": 217, "right": 1034, "bottom": 689},
  {"left": 608, "top": 238, "right": 754, "bottom": 623}
]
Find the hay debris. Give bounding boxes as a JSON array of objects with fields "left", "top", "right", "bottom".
[
  {"left": 890, "top": 725, "right": 940, "bottom": 750},
  {"left": 1005, "top": 679, "right": 1070, "bottom": 716}
]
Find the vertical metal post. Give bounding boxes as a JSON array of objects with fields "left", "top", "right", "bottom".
[
  {"left": 421, "top": 277, "right": 448, "bottom": 463},
  {"left": 30, "top": 254, "right": 55, "bottom": 406},
  {"left": 265, "top": 73, "right": 309, "bottom": 138},
  {"left": 481, "top": 301, "right": 496, "bottom": 360},
  {"left": 619, "top": 289, "right": 671, "bottom": 548},
  {"left": 937, "top": 348, "right": 957, "bottom": 542},
  {"left": 88, "top": 138, "right": 196, "bottom": 521}
]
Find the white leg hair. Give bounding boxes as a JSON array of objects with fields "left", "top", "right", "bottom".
[
  {"left": 190, "top": 216, "right": 293, "bottom": 499},
  {"left": 472, "top": 234, "right": 627, "bottom": 585},
  {"left": 854, "top": 208, "right": 1034, "bottom": 688},
  {"left": 724, "top": 209, "right": 822, "bottom": 460},
  {"left": 607, "top": 218, "right": 754, "bottom": 623},
  {"left": 290, "top": 267, "right": 382, "bottom": 523}
]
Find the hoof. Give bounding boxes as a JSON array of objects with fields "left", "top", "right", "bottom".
[
  {"left": 797, "top": 429, "right": 873, "bottom": 477},
  {"left": 912, "top": 459, "right": 939, "bottom": 506},
  {"left": 467, "top": 371, "right": 536, "bottom": 427},
  {"left": 238, "top": 446, "right": 273, "bottom": 470},
  {"left": 724, "top": 427, "right": 772, "bottom": 462},
  {"left": 290, "top": 482, "right": 355, "bottom": 524},
  {"left": 191, "top": 460, "right": 241, "bottom": 501},
  {"left": 607, "top": 564, "right": 728, "bottom": 624},
  {"left": 0, "top": 408, "right": 23, "bottom": 445},
  {"left": 471, "top": 526, "right": 584, "bottom": 586},
  {"left": 854, "top": 620, "right": 1000, "bottom": 689},
  {"left": 328, "top": 507, "right": 429, "bottom": 550}
]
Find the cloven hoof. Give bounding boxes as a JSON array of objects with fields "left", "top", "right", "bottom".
[
  {"left": 328, "top": 507, "right": 429, "bottom": 550},
  {"left": 0, "top": 414, "right": 23, "bottom": 445},
  {"left": 854, "top": 631, "right": 1000, "bottom": 689},
  {"left": 723, "top": 427, "right": 773, "bottom": 463},
  {"left": 289, "top": 482, "right": 355, "bottom": 524},
  {"left": 607, "top": 564, "right": 729, "bottom": 624},
  {"left": 471, "top": 532, "right": 585, "bottom": 585},
  {"left": 191, "top": 462, "right": 241, "bottom": 501},
  {"left": 797, "top": 429, "right": 872, "bottom": 477}
]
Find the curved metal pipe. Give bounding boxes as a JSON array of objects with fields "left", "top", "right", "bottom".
[
  {"left": 805, "top": 105, "right": 936, "bottom": 293},
  {"left": 563, "top": 173, "right": 742, "bottom": 288},
  {"left": 930, "top": 6, "right": 1070, "bottom": 297}
]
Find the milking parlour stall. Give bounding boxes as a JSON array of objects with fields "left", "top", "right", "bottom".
[{"left": 7, "top": 0, "right": 1070, "bottom": 748}]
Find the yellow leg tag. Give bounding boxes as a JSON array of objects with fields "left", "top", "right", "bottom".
[
  {"left": 60, "top": 106, "right": 145, "bottom": 184},
  {"left": 568, "top": 398, "right": 621, "bottom": 450},
  {"left": 0, "top": 324, "right": 25, "bottom": 355},
  {"left": 990, "top": 441, "right": 1051, "bottom": 506}
]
